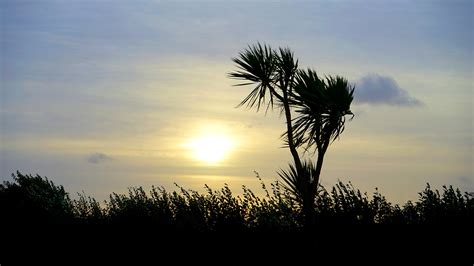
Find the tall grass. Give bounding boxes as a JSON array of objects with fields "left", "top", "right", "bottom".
[{"left": 1, "top": 171, "right": 472, "bottom": 229}]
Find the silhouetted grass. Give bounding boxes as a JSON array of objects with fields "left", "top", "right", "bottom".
[
  {"left": 2, "top": 171, "right": 473, "bottom": 263},
  {"left": 1, "top": 171, "right": 472, "bottom": 228}
]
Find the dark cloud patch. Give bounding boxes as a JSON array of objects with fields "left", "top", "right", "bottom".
[
  {"left": 355, "top": 74, "right": 423, "bottom": 107},
  {"left": 87, "top": 153, "right": 113, "bottom": 164}
]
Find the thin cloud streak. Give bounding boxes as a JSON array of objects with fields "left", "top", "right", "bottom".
[{"left": 87, "top": 152, "right": 113, "bottom": 164}]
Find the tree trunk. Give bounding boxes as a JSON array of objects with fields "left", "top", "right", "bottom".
[
  {"left": 314, "top": 149, "right": 326, "bottom": 194},
  {"left": 302, "top": 193, "right": 316, "bottom": 230},
  {"left": 282, "top": 92, "right": 303, "bottom": 175},
  {"left": 282, "top": 92, "right": 316, "bottom": 229},
  {"left": 303, "top": 149, "right": 327, "bottom": 230}
]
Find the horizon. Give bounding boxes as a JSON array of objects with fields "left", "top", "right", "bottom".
[{"left": 1, "top": 0, "right": 472, "bottom": 204}]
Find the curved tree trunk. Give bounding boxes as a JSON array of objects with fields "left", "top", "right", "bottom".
[
  {"left": 308, "top": 146, "right": 328, "bottom": 229},
  {"left": 314, "top": 149, "right": 326, "bottom": 196},
  {"left": 282, "top": 90, "right": 319, "bottom": 229},
  {"left": 282, "top": 99, "right": 303, "bottom": 174}
]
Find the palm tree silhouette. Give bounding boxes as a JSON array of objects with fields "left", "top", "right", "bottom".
[
  {"left": 229, "top": 44, "right": 354, "bottom": 228},
  {"left": 293, "top": 70, "right": 354, "bottom": 184},
  {"left": 229, "top": 43, "right": 304, "bottom": 178},
  {"left": 283, "top": 70, "right": 354, "bottom": 226}
]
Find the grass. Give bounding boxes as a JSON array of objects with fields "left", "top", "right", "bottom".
[
  {"left": 1, "top": 171, "right": 472, "bottom": 228},
  {"left": 1, "top": 171, "right": 472, "bottom": 262}
]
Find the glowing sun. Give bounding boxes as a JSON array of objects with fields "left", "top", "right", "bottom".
[{"left": 188, "top": 134, "right": 234, "bottom": 164}]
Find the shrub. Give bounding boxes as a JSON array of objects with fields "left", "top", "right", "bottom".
[
  {"left": 1, "top": 172, "right": 472, "bottom": 228},
  {"left": 0, "top": 171, "right": 73, "bottom": 224}
]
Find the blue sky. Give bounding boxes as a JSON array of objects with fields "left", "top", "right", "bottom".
[{"left": 1, "top": 0, "right": 472, "bottom": 203}]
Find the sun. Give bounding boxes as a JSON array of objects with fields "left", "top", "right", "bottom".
[{"left": 188, "top": 134, "right": 234, "bottom": 164}]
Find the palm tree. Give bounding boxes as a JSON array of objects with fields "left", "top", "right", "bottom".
[
  {"left": 228, "top": 43, "right": 304, "bottom": 179},
  {"left": 229, "top": 44, "right": 354, "bottom": 228},
  {"left": 287, "top": 69, "right": 354, "bottom": 225}
]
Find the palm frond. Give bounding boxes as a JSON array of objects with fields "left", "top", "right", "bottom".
[
  {"left": 276, "top": 47, "right": 298, "bottom": 91},
  {"left": 278, "top": 164, "right": 302, "bottom": 201},
  {"left": 278, "top": 161, "right": 318, "bottom": 203},
  {"left": 291, "top": 70, "right": 355, "bottom": 151},
  {"left": 228, "top": 43, "right": 278, "bottom": 111}
]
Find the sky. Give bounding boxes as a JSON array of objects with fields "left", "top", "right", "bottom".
[{"left": 1, "top": 0, "right": 472, "bottom": 204}]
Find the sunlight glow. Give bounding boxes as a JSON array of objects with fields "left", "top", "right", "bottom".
[{"left": 188, "top": 134, "right": 234, "bottom": 165}]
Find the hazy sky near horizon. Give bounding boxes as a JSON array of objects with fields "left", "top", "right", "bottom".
[{"left": 1, "top": 0, "right": 472, "bottom": 203}]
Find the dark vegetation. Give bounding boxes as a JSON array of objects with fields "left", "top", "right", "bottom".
[
  {"left": 2, "top": 171, "right": 472, "bottom": 227},
  {"left": 1, "top": 172, "right": 472, "bottom": 260}
]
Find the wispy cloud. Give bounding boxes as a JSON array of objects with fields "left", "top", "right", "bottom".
[
  {"left": 355, "top": 74, "right": 423, "bottom": 107},
  {"left": 87, "top": 153, "right": 113, "bottom": 164}
]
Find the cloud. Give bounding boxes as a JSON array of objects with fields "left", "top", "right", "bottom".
[
  {"left": 355, "top": 74, "right": 423, "bottom": 107},
  {"left": 87, "top": 153, "right": 113, "bottom": 164}
]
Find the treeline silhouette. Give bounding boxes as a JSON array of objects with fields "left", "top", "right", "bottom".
[{"left": 1, "top": 171, "right": 472, "bottom": 228}]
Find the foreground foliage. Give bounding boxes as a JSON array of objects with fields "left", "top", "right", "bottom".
[{"left": 1, "top": 172, "right": 472, "bottom": 229}]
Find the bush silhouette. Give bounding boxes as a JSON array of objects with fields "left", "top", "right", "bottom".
[
  {"left": 1, "top": 171, "right": 472, "bottom": 228},
  {"left": 0, "top": 171, "right": 73, "bottom": 224}
]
